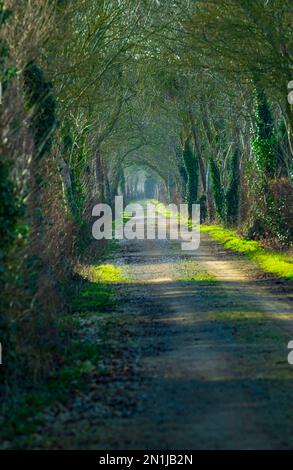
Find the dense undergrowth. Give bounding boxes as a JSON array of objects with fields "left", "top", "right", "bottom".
[{"left": 0, "top": 242, "right": 122, "bottom": 447}]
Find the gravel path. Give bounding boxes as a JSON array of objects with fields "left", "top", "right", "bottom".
[{"left": 30, "top": 215, "right": 293, "bottom": 449}]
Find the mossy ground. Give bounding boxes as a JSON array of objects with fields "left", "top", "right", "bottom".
[{"left": 201, "top": 225, "right": 293, "bottom": 280}]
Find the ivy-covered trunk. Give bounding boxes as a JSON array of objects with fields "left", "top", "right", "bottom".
[
  {"left": 225, "top": 148, "right": 240, "bottom": 225},
  {"left": 209, "top": 156, "right": 225, "bottom": 221},
  {"left": 182, "top": 137, "right": 199, "bottom": 217}
]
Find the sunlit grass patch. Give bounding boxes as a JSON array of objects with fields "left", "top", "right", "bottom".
[
  {"left": 122, "top": 212, "right": 132, "bottom": 222},
  {"left": 88, "top": 263, "right": 128, "bottom": 283},
  {"left": 74, "top": 263, "right": 128, "bottom": 313},
  {"left": 201, "top": 225, "right": 259, "bottom": 253},
  {"left": 254, "top": 252, "right": 293, "bottom": 279},
  {"left": 201, "top": 224, "right": 293, "bottom": 280}
]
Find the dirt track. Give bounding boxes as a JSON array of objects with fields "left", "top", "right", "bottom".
[{"left": 29, "top": 213, "right": 293, "bottom": 449}]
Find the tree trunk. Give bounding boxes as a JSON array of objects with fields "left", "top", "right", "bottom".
[
  {"left": 56, "top": 147, "right": 78, "bottom": 218},
  {"left": 189, "top": 114, "right": 206, "bottom": 192},
  {"left": 94, "top": 142, "right": 105, "bottom": 202}
]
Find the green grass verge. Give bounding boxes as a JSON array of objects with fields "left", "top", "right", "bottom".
[
  {"left": 87, "top": 263, "right": 128, "bottom": 283},
  {"left": 72, "top": 263, "right": 128, "bottom": 312},
  {"left": 201, "top": 225, "right": 293, "bottom": 280},
  {"left": 0, "top": 246, "right": 123, "bottom": 447},
  {"left": 0, "top": 331, "right": 103, "bottom": 444}
]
